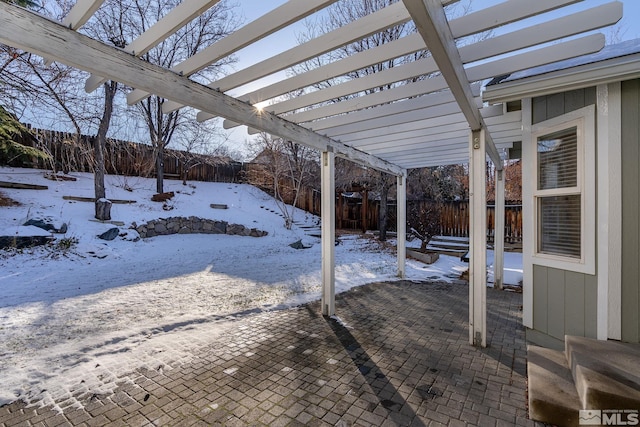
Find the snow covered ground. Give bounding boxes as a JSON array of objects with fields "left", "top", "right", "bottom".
[{"left": 0, "top": 167, "right": 522, "bottom": 409}]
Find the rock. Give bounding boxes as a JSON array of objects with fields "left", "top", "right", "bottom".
[
  {"left": 23, "top": 219, "right": 57, "bottom": 232},
  {"left": 98, "top": 227, "right": 119, "bottom": 241},
  {"left": 289, "top": 239, "right": 309, "bottom": 250},
  {"left": 23, "top": 219, "right": 68, "bottom": 234},
  {"left": 155, "top": 222, "right": 167, "bottom": 234}
]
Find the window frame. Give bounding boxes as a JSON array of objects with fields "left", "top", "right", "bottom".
[{"left": 530, "top": 105, "right": 596, "bottom": 274}]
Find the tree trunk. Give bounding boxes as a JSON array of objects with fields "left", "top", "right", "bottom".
[
  {"left": 156, "top": 144, "right": 164, "bottom": 194},
  {"left": 94, "top": 80, "right": 117, "bottom": 219},
  {"left": 379, "top": 185, "right": 389, "bottom": 241},
  {"left": 95, "top": 198, "right": 112, "bottom": 221}
]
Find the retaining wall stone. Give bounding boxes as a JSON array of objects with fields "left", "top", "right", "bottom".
[{"left": 134, "top": 216, "right": 267, "bottom": 238}]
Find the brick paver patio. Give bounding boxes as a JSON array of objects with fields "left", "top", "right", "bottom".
[{"left": 0, "top": 280, "right": 544, "bottom": 426}]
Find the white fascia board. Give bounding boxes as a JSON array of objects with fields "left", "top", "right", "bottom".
[
  {"left": 127, "top": 0, "right": 339, "bottom": 106},
  {"left": 483, "top": 51, "right": 640, "bottom": 104},
  {"left": 86, "top": 0, "right": 221, "bottom": 92}
]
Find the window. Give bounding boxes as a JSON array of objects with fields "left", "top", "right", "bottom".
[{"left": 531, "top": 106, "right": 595, "bottom": 274}]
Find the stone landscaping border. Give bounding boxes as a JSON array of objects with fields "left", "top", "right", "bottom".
[{"left": 134, "top": 216, "right": 267, "bottom": 238}]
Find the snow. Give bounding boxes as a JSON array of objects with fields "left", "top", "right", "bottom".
[{"left": 0, "top": 167, "right": 523, "bottom": 409}]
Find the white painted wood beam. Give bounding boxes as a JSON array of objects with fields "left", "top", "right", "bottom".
[
  {"left": 281, "top": 34, "right": 602, "bottom": 128},
  {"left": 349, "top": 121, "right": 470, "bottom": 147},
  {"left": 367, "top": 135, "right": 472, "bottom": 155},
  {"left": 214, "top": 0, "right": 584, "bottom": 128},
  {"left": 43, "top": 0, "right": 105, "bottom": 66},
  {"left": 85, "top": 0, "right": 222, "bottom": 93},
  {"left": 321, "top": 150, "right": 336, "bottom": 316},
  {"left": 468, "top": 128, "right": 487, "bottom": 347},
  {"left": 0, "top": 4, "right": 404, "bottom": 178},
  {"left": 598, "top": 82, "right": 622, "bottom": 340},
  {"left": 126, "top": 0, "right": 339, "bottom": 106},
  {"left": 494, "top": 169, "right": 505, "bottom": 290},
  {"left": 328, "top": 104, "right": 504, "bottom": 139},
  {"left": 170, "top": 0, "right": 412, "bottom": 114},
  {"left": 304, "top": 86, "right": 481, "bottom": 132},
  {"left": 61, "top": 0, "right": 104, "bottom": 29},
  {"left": 403, "top": 0, "right": 502, "bottom": 170},
  {"left": 521, "top": 98, "right": 533, "bottom": 328},
  {"left": 402, "top": 0, "right": 482, "bottom": 130},
  {"left": 321, "top": 100, "right": 477, "bottom": 138},
  {"left": 377, "top": 145, "right": 474, "bottom": 161},
  {"left": 397, "top": 174, "right": 407, "bottom": 279},
  {"left": 229, "top": 0, "right": 581, "bottom": 110},
  {"left": 348, "top": 114, "right": 521, "bottom": 149},
  {"left": 271, "top": 9, "right": 613, "bottom": 122}
]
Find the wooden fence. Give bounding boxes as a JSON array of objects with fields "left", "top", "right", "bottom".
[
  {"left": 420, "top": 200, "right": 523, "bottom": 242},
  {"left": 17, "top": 127, "right": 245, "bottom": 183},
  {"left": 12, "top": 127, "right": 522, "bottom": 240}
]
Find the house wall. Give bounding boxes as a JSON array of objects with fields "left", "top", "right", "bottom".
[
  {"left": 621, "top": 79, "right": 640, "bottom": 343},
  {"left": 528, "top": 87, "right": 599, "bottom": 347}
]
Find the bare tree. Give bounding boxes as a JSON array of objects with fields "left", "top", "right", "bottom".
[
  {"left": 248, "top": 133, "right": 319, "bottom": 229},
  {"left": 124, "top": 0, "right": 239, "bottom": 194},
  {"left": 172, "top": 118, "right": 235, "bottom": 185}
]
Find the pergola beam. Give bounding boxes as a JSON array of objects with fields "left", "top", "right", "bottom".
[
  {"left": 85, "top": 0, "right": 223, "bottom": 92},
  {"left": 127, "top": 0, "right": 340, "bottom": 106},
  {"left": 225, "top": 0, "right": 586, "bottom": 114},
  {"left": 165, "top": 0, "right": 413, "bottom": 114},
  {"left": 0, "top": 3, "right": 403, "bottom": 178},
  {"left": 60, "top": 0, "right": 105, "bottom": 30},
  {"left": 402, "top": 0, "right": 501, "bottom": 168}
]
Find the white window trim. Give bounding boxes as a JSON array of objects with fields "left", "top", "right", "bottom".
[{"left": 530, "top": 105, "right": 596, "bottom": 275}]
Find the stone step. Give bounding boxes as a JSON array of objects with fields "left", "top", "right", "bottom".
[
  {"left": 527, "top": 345, "right": 581, "bottom": 426},
  {"left": 566, "top": 335, "right": 640, "bottom": 411}
]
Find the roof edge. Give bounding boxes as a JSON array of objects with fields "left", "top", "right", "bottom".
[{"left": 483, "top": 43, "right": 640, "bottom": 103}]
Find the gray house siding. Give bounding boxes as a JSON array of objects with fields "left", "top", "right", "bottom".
[
  {"left": 532, "top": 265, "right": 598, "bottom": 342},
  {"left": 532, "top": 87, "right": 596, "bottom": 125},
  {"left": 621, "top": 79, "right": 640, "bottom": 343},
  {"left": 529, "top": 87, "right": 598, "bottom": 346}
]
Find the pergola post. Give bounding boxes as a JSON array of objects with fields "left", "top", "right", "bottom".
[
  {"left": 469, "top": 129, "right": 487, "bottom": 347},
  {"left": 494, "top": 168, "right": 505, "bottom": 290},
  {"left": 397, "top": 174, "right": 407, "bottom": 279},
  {"left": 321, "top": 150, "right": 336, "bottom": 317}
]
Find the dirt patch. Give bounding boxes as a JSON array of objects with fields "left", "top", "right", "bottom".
[{"left": 0, "top": 191, "right": 20, "bottom": 207}]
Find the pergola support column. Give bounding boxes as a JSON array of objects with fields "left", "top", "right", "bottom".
[
  {"left": 397, "top": 174, "right": 407, "bottom": 279},
  {"left": 494, "top": 168, "right": 505, "bottom": 290},
  {"left": 321, "top": 150, "right": 336, "bottom": 317},
  {"left": 469, "top": 129, "right": 487, "bottom": 347}
]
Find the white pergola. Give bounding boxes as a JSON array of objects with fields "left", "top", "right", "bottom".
[{"left": 0, "top": 0, "right": 622, "bottom": 347}]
